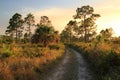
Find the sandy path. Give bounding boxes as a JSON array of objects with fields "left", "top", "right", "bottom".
[
  {"left": 71, "top": 49, "right": 92, "bottom": 80},
  {"left": 42, "top": 48, "right": 93, "bottom": 80}
]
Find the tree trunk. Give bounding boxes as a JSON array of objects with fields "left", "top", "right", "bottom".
[
  {"left": 16, "top": 28, "right": 18, "bottom": 43},
  {"left": 29, "top": 24, "right": 31, "bottom": 43},
  {"left": 84, "top": 15, "right": 87, "bottom": 43},
  {"left": 70, "top": 32, "right": 72, "bottom": 43}
]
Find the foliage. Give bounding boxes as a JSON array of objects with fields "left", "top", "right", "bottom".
[
  {"left": 100, "top": 28, "right": 113, "bottom": 42},
  {"left": 31, "top": 16, "right": 59, "bottom": 47},
  {"left": 61, "top": 5, "right": 100, "bottom": 42},
  {"left": 49, "top": 44, "right": 59, "bottom": 50},
  {"left": 60, "top": 29, "right": 70, "bottom": 43},
  {"left": 6, "top": 13, "right": 24, "bottom": 41},
  {"left": 32, "top": 25, "right": 54, "bottom": 46},
  {"left": 0, "top": 44, "right": 12, "bottom": 58},
  {"left": 73, "top": 5, "right": 100, "bottom": 42},
  {"left": 1, "top": 5, "right": 120, "bottom": 80},
  {"left": 60, "top": 20, "right": 78, "bottom": 43},
  {"left": 0, "top": 43, "right": 65, "bottom": 80},
  {"left": 0, "top": 35, "right": 13, "bottom": 44},
  {"left": 24, "top": 13, "right": 35, "bottom": 39},
  {"left": 40, "top": 16, "right": 52, "bottom": 26},
  {"left": 1, "top": 13, "right": 64, "bottom": 80},
  {"left": 68, "top": 42, "right": 120, "bottom": 80}
]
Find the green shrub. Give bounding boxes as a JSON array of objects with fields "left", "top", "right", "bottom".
[
  {"left": 37, "top": 44, "right": 44, "bottom": 47},
  {"left": 20, "top": 39, "right": 29, "bottom": 43},
  {"left": 1, "top": 52, "right": 11, "bottom": 58},
  {"left": 0, "top": 44, "right": 12, "bottom": 58},
  {"left": 49, "top": 44, "right": 59, "bottom": 50}
]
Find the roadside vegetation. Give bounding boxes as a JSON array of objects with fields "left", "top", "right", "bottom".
[
  {"left": 0, "top": 43, "right": 65, "bottom": 80},
  {"left": 61, "top": 5, "right": 120, "bottom": 80},
  {"left": 0, "top": 13, "right": 65, "bottom": 80},
  {"left": 67, "top": 41, "right": 120, "bottom": 80},
  {"left": 0, "top": 5, "right": 120, "bottom": 80}
]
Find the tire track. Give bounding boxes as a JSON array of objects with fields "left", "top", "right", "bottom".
[
  {"left": 71, "top": 49, "right": 92, "bottom": 80},
  {"left": 42, "top": 48, "right": 93, "bottom": 80}
]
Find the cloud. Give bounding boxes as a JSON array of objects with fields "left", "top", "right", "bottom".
[
  {"left": 0, "top": 8, "right": 76, "bottom": 35},
  {"left": 33, "top": 8, "right": 75, "bottom": 33},
  {"left": 31, "top": 6, "right": 120, "bottom": 36}
]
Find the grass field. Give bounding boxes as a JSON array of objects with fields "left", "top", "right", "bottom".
[{"left": 0, "top": 43, "right": 65, "bottom": 80}]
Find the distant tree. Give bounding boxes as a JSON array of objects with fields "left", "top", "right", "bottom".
[
  {"left": 60, "top": 29, "right": 70, "bottom": 43},
  {"left": 60, "top": 20, "right": 78, "bottom": 43},
  {"left": 96, "top": 35, "right": 104, "bottom": 43},
  {"left": 5, "top": 29, "right": 14, "bottom": 37},
  {"left": 68, "top": 20, "right": 78, "bottom": 40},
  {"left": 24, "top": 13, "right": 35, "bottom": 39},
  {"left": 61, "top": 29, "right": 71, "bottom": 42},
  {"left": 24, "top": 33, "right": 29, "bottom": 39},
  {"left": 32, "top": 25, "right": 54, "bottom": 47},
  {"left": 6, "top": 13, "right": 24, "bottom": 42},
  {"left": 20, "top": 32, "right": 29, "bottom": 43},
  {"left": 39, "top": 16, "right": 52, "bottom": 26},
  {"left": 32, "top": 16, "right": 55, "bottom": 47},
  {"left": 100, "top": 28, "right": 113, "bottom": 40},
  {"left": 96, "top": 28, "right": 114, "bottom": 45},
  {"left": 74, "top": 5, "right": 100, "bottom": 42},
  {"left": 0, "top": 35, "right": 13, "bottom": 44},
  {"left": 53, "top": 31, "right": 60, "bottom": 43},
  {"left": 18, "top": 28, "right": 23, "bottom": 39}
]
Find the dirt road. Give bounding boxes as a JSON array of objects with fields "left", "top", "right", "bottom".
[{"left": 42, "top": 48, "right": 93, "bottom": 80}]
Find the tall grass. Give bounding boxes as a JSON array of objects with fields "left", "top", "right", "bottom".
[
  {"left": 0, "top": 43, "right": 65, "bottom": 80},
  {"left": 68, "top": 42, "right": 120, "bottom": 80}
]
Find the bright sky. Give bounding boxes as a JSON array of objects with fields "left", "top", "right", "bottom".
[{"left": 0, "top": 0, "right": 120, "bottom": 36}]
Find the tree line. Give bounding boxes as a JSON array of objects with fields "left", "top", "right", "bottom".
[
  {"left": 3, "top": 13, "right": 60, "bottom": 47},
  {"left": 1, "top": 5, "right": 116, "bottom": 46},
  {"left": 60, "top": 5, "right": 114, "bottom": 43}
]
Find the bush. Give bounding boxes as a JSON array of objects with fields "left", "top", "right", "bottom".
[
  {"left": 1, "top": 36, "right": 13, "bottom": 44},
  {"left": 49, "top": 44, "right": 59, "bottom": 50},
  {"left": 20, "top": 39, "right": 29, "bottom": 44},
  {"left": 1, "top": 52, "right": 11, "bottom": 58},
  {"left": 37, "top": 44, "right": 44, "bottom": 47},
  {"left": 0, "top": 44, "right": 12, "bottom": 58},
  {"left": 68, "top": 42, "right": 120, "bottom": 80}
]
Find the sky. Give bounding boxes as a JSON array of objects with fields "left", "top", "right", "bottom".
[{"left": 0, "top": 0, "right": 120, "bottom": 36}]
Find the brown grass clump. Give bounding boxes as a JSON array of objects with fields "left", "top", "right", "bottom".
[{"left": 0, "top": 43, "right": 65, "bottom": 80}]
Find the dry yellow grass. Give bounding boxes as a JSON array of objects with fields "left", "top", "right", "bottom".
[{"left": 0, "top": 43, "right": 65, "bottom": 80}]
